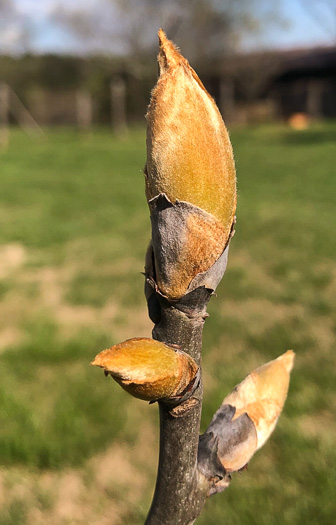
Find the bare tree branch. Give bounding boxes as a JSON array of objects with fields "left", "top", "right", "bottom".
[{"left": 298, "top": 0, "right": 336, "bottom": 41}]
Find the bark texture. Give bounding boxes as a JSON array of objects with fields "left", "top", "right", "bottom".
[{"left": 145, "top": 295, "right": 209, "bottom": 525}]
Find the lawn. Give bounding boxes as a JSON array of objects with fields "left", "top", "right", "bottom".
[{"left": 0, "top": 123, "right": 335, "bottom": 524}]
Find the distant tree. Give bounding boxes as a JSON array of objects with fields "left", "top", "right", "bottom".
[
  {"left": 0, "top": 0, "right": 33, "bottom": 54},
  {"left": 51, "top": 0, "right": 282, "bottom": 62},
  {"left": 298, "top": 0, "right": 336, "bottom": 42},
  {"left": 0, "top": 0, "right": 13, "bottom": 19}
]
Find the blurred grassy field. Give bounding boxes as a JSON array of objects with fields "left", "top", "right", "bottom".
[{"left": 0, "top": 123, "right": 335, "bottom": 524}]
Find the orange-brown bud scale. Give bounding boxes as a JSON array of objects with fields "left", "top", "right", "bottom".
[
  {"left": 223, "top": 350, "right": 295, "bottom": 451},
  {"left": 91, "top": 337, "right": 199, "bottom": 402},
  {"left": 200, "top": 350, "right": 295, "bottom": 474},
  {"left": 145, "top": 30, "right": 236, "bottom": 300}
]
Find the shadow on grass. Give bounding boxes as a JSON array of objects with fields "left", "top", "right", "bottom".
[{"left": 281, "top": 128, "right": 336, "bottom": 146}]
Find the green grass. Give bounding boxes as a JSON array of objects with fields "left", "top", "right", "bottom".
[
  {"left": 0, "top": 323, "right": 129, "bottom": 468},
  {"left": 0, "top": 123, "right": 335, "bottom": 523}
]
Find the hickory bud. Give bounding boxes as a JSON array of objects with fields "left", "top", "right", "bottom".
[
  {"left": 145, "top": 29, "right": 236, "bottom": 300},
  {"left": 91, "top": 337, "right": 199, "bottom": 403}
]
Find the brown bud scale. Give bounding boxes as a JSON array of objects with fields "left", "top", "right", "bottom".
[
  {"left": 145, "top": 30, "right": 237, "bottom": 300},
  {"left": 91, "top": 337, "right": 199, "bottom": 402}
]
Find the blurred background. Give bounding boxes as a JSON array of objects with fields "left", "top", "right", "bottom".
[{"left": 0, "top": 1, "right": 335, "bottom": 524}]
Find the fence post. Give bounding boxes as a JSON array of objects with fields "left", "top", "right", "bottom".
[
  {"left": 76, "top": 89, "right": 93, "bottom": 133},
  {"left": 111, "top": 76, "right": 127, "bottom": 135},
  {"left": 306, "top": 80, "right": 322, "bottom": 119},
  {"left": 220, "top": 76, "right": 235, "bottom": 123}
]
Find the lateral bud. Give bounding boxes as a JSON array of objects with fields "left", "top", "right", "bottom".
[
  {"left": 91, "top": 337, "right": 199, "bottom": 404},
  {"left": 198, "top": 350, "right": 295, "bottom": 480}
]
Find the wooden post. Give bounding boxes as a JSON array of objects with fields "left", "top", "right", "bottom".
[
  {"left": 0, "top": 82, "right": 10, "bottom": 150},
  {"left": 110, "top": 76, "right": 127, "bottom": 135},
  {"left": 306, "top": 80, "right": 322, "bottom": 119},
  {"left": 76, "top": 89, "right": 93, "bottom": 133}
]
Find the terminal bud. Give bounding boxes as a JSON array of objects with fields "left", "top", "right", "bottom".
[{"left": 145, "top": 30, "right": 236, "bottom": 300}]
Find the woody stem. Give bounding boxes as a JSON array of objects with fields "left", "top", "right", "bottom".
[{"left": 144, "top": 296, "right": 208, "bottom": 525}]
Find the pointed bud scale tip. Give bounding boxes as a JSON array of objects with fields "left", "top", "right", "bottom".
[
  {"left": 91, "top": 337, "right": 198, "bottom": 402},
  {"left": 157, "top": 28, "right": 184, "bottom": 72},
  {"left": 145, "top": 30, "right": 237, "bottom": 300},
  {"left": 223, "top": 350, "right": 295, "bottom": 451},
  {"left": 200, "top": 350, "right": 295, "bottom": 474}
]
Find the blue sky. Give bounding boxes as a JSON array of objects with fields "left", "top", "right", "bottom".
[{"left": 0, "top": 0, "right": 334, "bottom": 55}]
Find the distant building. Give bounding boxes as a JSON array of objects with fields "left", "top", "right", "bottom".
[
  {"left": 273, "top": 46, "right": 336, "bottom": 119},
  {"left": 201, "top": 45, "right": 336, "bottom": 123},
  {"left": 1, "top": 46, "right": 335, "bottom": 127}
]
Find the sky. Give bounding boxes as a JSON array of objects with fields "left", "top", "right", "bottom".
[{"left": 0, "top": 0, "right": 334, "bottom": 55}]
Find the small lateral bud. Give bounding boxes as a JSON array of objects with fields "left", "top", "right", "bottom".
[
  {"left": 145, "top": 29, "right": 236, "bottom": 300},
  {"left": 223, "top": 350, "right": 295, "bottom": 451},
  {"left": 199, "top": 350, "right": 294, "bottom": 475},
  {"left": 91, "top": 337, "right": 199, "bottom": 403}
]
